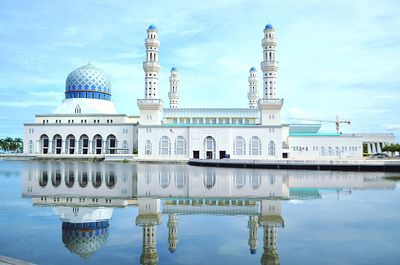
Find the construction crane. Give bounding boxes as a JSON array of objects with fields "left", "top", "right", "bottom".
[{"left": 293, "top": 115, "right": 351, "bottom": 133}]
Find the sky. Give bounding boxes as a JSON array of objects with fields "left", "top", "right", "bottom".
[{"left": 0, "top": 0, "right": 399, "bottom": 139}]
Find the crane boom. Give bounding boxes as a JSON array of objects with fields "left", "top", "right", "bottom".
[{"left": 292, "top": 115, "right": 350, "bottom": 133}]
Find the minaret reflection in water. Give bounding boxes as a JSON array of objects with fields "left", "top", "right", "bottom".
[{"left": 22, "top": 162, "right": 396, "bottom": 264}]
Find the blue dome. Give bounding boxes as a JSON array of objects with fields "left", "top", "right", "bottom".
[
  {"left": 171, "top": 67, "right": 177, "bottom": 71},
  {"left": 250, "top": 66, "right": 256, "bottom": 72},
  {"left": 65, "top": 64, "right": 111, "bottom": 101},
  {"left": 62, "top": 221, "right": 109, "bottom": 259},
  {"left": 148, "top": 24, "right": 157, "bottom": 30},
  {"left": 265, "top": 23, "right": 273, "bottom": 30}
]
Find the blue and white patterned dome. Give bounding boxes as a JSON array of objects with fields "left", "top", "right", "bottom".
[
  {"left": 250, "top": 66, "right": 256, "bottom": 72},
  {"left": 148, "top": 24, "right": 157, "bottom": 30},
  {"left": 62, "top": 221, "right": 109, "bottom": 259},
  {"left": 65, "top": 64, "right": 111, "bottom": 101}
]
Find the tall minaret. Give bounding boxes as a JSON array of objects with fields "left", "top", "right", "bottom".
[
  {"left": 144, "top": 24, "right": 160, "bottom": 99},
  {"left": 167, "top": 213, "right": 178, "bottom": 253},
  {"left": 261, "top": 23, "right": 278, "bottom": 99},
  {"left": 168, "top": 67, "right": 180, "bottom": 108},
  {"left": 248, "top": 215, "right": 259, "bottom": 254},
  {"left": 258, "top": 23, "right": 283, "bottom": 127},
  {"left": 248, "top": 67, "right": 259, "bottom": 109},
  {"left": 137, "top": 25, "right": 164, "bottom": 126}
]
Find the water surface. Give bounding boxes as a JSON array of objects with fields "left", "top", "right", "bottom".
[{"left": 0, "top": 160, "right": 399, "bottom": 265}]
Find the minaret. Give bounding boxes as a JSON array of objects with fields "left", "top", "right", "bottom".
[
  {"left": 144, "top": 24, "right": 160, "bottom": 99},
  {"left": 136, "top": 198, "right": 161, "bottom": 265},
  {"left": 137, "top": 25, "right": 164, "bottom": 126},
  {"left": 168, "top": 67, "right": 180, "bottom": 108},
  {"left": 167, "top": 213, "right": 178, "bottom": 253},
  {"left": 261, "top": 23, "right": 278, "bottom": 99},
  {"left": 248, "top": 215, "right": 258, "bottom": 254},
  {"left": 248, "top": 67, "right": 259, "bottom": 109},
  {"left": 258, "top": 23, "right": 283, "bottom": 127},
  {"left": 259, "top": 200, "right": 283, "bottom": 265}
]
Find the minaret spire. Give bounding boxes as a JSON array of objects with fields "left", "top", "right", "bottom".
[
  {"left": 144, "top": 24, "right": 160, "bottom": 99},
  {"left": 261, "top": 23, "right": 278, "bottom": 99},
  {"left": 168, "top": 67, "right": 180, "bottom": 108},
  {"left": 248, "top": 67, "right": 259, "bottom": 109}
]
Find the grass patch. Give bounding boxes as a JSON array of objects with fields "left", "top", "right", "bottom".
[{"left": 384, "top": 176, "right": 400, "bottom": 181}]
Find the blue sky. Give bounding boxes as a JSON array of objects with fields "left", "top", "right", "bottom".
[{"left": 0, "top": 0, "right": 399, "bottom": 139}]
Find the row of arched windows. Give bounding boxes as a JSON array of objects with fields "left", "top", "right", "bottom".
[
  {"left": 145, "top": 136, "right": 187, "bottom": 156},
  {"left": 38, "top": 134, "right": 127, "bottom": 155},
  {"left": 233, "top": 136, "right": 276, "bottom": 156},
  {"left": 38, "top": 169, "right": 116, "bottom": 188}
]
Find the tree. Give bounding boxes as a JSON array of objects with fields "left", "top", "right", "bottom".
[
  {"left": 0, "top": 137, "right": 24, "bottom": 153},
  {"left": 383, "top": 143, "right": 400, "bottom": 157}
]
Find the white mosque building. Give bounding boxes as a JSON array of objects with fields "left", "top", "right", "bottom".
[{"left": 23, "top": 24, "right": 395, "bottom": 160}]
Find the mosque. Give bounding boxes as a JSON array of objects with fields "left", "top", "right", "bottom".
[{"left": 23, "top": 24, "right": 395, "bottom": 160}]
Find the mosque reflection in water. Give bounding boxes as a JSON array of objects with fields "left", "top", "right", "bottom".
[{"left": 22, "top": 162, "right": 396, "bottom": 264}]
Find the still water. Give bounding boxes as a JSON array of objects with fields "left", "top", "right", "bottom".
[{"left": 0, "top": 160, "right": 399, "bottom": 265}]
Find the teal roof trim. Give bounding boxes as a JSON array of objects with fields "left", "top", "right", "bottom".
[
  {"left": 289, "top": 132, "right": 341, "bottom": 137},
  {"left": 163, "top": 123, "right": 257, "bottom": 127}
]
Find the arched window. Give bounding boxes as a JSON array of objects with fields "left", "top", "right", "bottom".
[
  {"left": 92, "top": 171, "right": 102, "bottom": 188},
  {"left": 29, "top": 140, "right": 34, "bottom": 154},
  {"left": 250, "top": 174, "right": 261, "bottom": 189},
  {"left": 79, "top": 134, "right": 89, "bottom": 154},
  {"left": 335, "top": 147, "right": 340, "bottom": 156},
  {"left": 65, "top": 134, "right": 75, "bottom": 154},
  {"left": 320, "top": 147, "right": 326, "bottom": 156},
  {"left": 174, "top": 171, "right": 187, "bottom": 189},
  {"left": 250, "top": 136, "right": 261, "bottom": 155},
  {"left": 52, "top": 134, "right": 63, "bottom": 154},
  {"left": 92, "top": 134, "right": 103, "bottom": 155},
  {"left": 204, "top": 136, "right": 216, "bottom": 159},
  {"left": 145, "top": 140, "right": 152, "bottom": 155},
  {"left": 159, "top": 171, "right": 170, "bottom": 189},
  {"left": 234, "top": 173, "right": 246, "bottom": 189},
  {"left": 40, "top": 134, "right": 49, "bottom": 154},
  {"left": 234, "top": 136, "right": 246, "bottom": 156},
  {"left": 203, "top": 169, "right": 216, "bottom": 189},
  {"left": 159, "top": 136, "right": 171, "bottom": 156},
  {"left": 75, "top": 105, "right": 81, "bottom": 114},
  {"left": 65, "top": 169, "right": 75, "bottom": 188},
  {"left": 39, "top": 170, "right": 48, "bottom": 187},
  {"left": 328, "top": 147, "right": 333, "bottom": 156},
  {"left": 106, "top": 171, "right": 116, "bottom": 188},
  {"left": 52, "top": 169, "right": 61, "bottom": 187},
  {"left": 175, "top": 136, "right": 186, "bottom": 155},
  {"left": 106, "top": 134, "right": 117, "bottom": 154},
  {"left": 78, "top": 170, "right": 88, "bottom": 187},
  {"left": 268, "top": 141, "right": 275, "bottom": 156},
  {"left": 122, "top": 140, "right": 129, "bottom": 154}
]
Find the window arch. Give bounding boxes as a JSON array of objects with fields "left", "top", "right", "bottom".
[
  {"left": 268, "top": 141, "right": 275, "bottom": 156},
  {"left": 145, "top": 140, "right": 152, "bottom": 155},
  {"left": 234, "top": 173, "right": 246, "bottom": 189},
  {"left": 39, "top": 170, "right": 48, "bottom": 187},
  {"left": 174, "top": 171, "right": 187, "bottom": 189},
  {"left": 65, "top": 134, "right": 76, "bottom": 154},
  {"left": 52, "top": 134, "right": 63, "bottom": 154},
  {"left": 320, "top": 147, "right": 326, "bottom": 156},
  {"left": 52, "top": 169, "right": 61, "bottom": 187},
  {"left": 106, "top": 134, "right": 117, "bottom": 154},
  {"left": 250, "top": 174, "right": 261, "bottom": 189},
  {"left": 203, "top": 169, "right": 216, "bottom": 189},
  {"left": 78, "top": 170, "right": 88, "bottom": 188},
  {"left": 159, "top": 136, "right": 171, "bottom": 156},
  {"left": 328, "top": 147, "right": 333, "bottom": 156},
  {"left": 92, "top": 134, "right": 103, "bottom": 155},
  {"left": 106, "top": 171, "right": 116, "bottom": 188},
  {"left": 234, "top": 136, "right": 246, "bottom": 156},
  {"left": 65, "top": 169, "right": 75, "bottom": 188},
  {"left": 40, "top": 134, "right": 49, "bottom": 154},
  {"left": 250, "top": 136, "right": 261, "bottom": 155},
  {"left": 159, "top": 171, "right": 171, "bottom": 189},
  {"left": 92, "top": 171, "right": 102, "bottom": 188},
  {"left": 122, "top": 140, "right": 129, "bottom": 154},
  {"left": 204, "top": 136, "right": 216, "bottom": 159},
  {"left": 335, "top": 147, "right": 340, "bottom": 156},
  {"left": 79, "top": 134, "right": 89, "bottom": 154},
  {"left": 175, "top": 136, "right": 186, "bottom": 155}
]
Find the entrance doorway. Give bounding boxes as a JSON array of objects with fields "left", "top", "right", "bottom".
[
  {"left": 193, "top": 150, "right": 200, "bottom": 159},
  {"left": 204, "top": 136, "right": 216, "bottom": 159},
  {"left": 219, "top": 151, "right": 226, "bottom": 159}
]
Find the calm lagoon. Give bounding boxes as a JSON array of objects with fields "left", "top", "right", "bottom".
[{"left": 0, "top": 160, "right": 399, "bottom": 265}]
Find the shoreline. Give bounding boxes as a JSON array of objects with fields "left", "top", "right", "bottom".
[{"left": 1, "top": 154, "right": 400, "bottom": 172}]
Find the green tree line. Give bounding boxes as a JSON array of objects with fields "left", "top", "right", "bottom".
[
  {"left": 382, "top": 143, "right": 400, "bottom": 156},
  {"left": 0, "top": 137, "right": 23, "bottom": 153}
]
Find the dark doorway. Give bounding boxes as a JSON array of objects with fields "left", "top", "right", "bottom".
[
  {"left": 219, "top": 151, "right": 226, "bottom": 159},
  {"left": 206, "top": 151, "right": 213, "bottom": 159},
  {"left": 282, "top": 153, "right": 288, "bottom": 159},
  {"left": 193, "top": 150, "right": 200, "bottom": 159}
]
